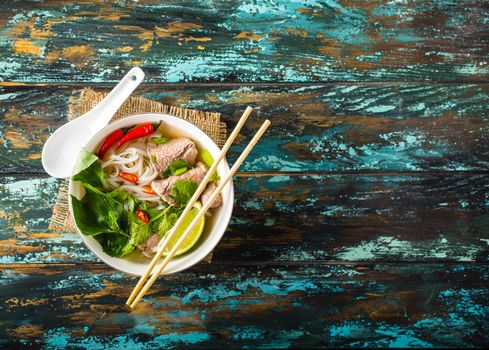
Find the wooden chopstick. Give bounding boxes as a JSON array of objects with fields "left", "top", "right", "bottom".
[
  {"left": 126, "top": 106, "right": 253, "bottom": 306},
  {"left": 129, "top": 119, "right": 271, "bottom": 308}
]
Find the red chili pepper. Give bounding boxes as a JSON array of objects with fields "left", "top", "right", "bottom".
[
  {"left": 135, "top": 210, "right": 149, "bottom": 224},
  {"left": 116, "top": 121, "right": 162, "bottom": 149},
  {"left": 141, "top": 184, "right": 156, "bottom": 195},
  {"left": 97, "top": 127, "right": 131, "bottom": 159},
  {"left": 119, "top": 172, "right": 138, "bottom": 183}
]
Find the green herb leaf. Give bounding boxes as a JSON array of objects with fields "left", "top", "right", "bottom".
[
  {"left": 109, "top": 187, "right": 128, "bottom": 202},
  {"left": 127, "top": 195, "right": 137, "bottom": 212},
  {"left": 120, "top": 212, "right": 153, "bottom": 256},
  {"left": 157, "top": 211, "right": 180, "bottom": 238},
  {"left": 169, "top": 180, "right": 197, "bottom": 206},
  {"left": 117, "top": 195, "right": 161, "bottom": 256},
  {"left": 159, "top": 199, "right": 170, "bottom": 208},
  {"left": 70, "top": 186, "right": 127, "bottom": 237},
  {"left": 152, "top": 206, "right": 183, "bottom": 238},
  {"left": 163, "top": 159, "right": 189, "bottom": 177},
  {"left": 72, "top": 148, "right": 105, "bottom": 188},
  {"left": 151, "top": 155, "right": 157, "bottom": 163},
  {"left": 96, "top": 232, "right": 130, "bottom": 257},
  {"left": 71, "top": 151, "right": 194, "bottom": 259},
  {"left": 152, "top": 137, "right": 168, "bottom": 144},
  {"left": 90, "top": 193, "right": 158, "bottom": 257}
]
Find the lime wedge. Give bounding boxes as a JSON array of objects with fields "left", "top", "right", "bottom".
[{"left": 165, "top": 202, "right": 205, "bottom": 256}]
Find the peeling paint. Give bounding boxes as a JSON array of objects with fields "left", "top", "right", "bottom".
[
  {"left": 0, "top": 1, "right": 487, "bottom": 83},
  {"left": 335, "top": 235, "right": 485, "bottom": 262}
]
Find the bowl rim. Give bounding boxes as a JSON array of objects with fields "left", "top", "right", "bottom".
[{"left": 68, "top": 113, "right": 234, "bottom": 276}]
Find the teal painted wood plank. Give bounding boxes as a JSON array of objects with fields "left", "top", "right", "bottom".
[
  {"left": 0, "top": 263, "right": 487, "bottom": 348},
  {"left": 1, "top": 174, "right": 488, "bottom": 264},
  {"left": 0, "top": 0, "right": 488, "bottom": 83},
  {"left": 1, "top": 84, "right": 489, "bottom": 173}
]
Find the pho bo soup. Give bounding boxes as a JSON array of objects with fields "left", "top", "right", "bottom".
[{"left": 70, "top": 120, "right": 222, "bottom": 261}]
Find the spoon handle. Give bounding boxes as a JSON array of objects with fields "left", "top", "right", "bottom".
[{"left": 88, "top": 67, "right": 145, "bottom": 133}]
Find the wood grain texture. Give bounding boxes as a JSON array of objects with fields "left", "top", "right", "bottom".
[
  {"left": 0, "top": 263, "right": 488, "bottom": 348},
  {"left": 0, "top": 1, "right": 488, "bottom": 83},
  {"left": 1, "top": 84, "right": 489, "bottom": 173},
  {"left": 1, "top": 0, "right": 489, "bottom": 346},
  {"left": 1, "top": 174, "right": 488, "bottom": 264}
]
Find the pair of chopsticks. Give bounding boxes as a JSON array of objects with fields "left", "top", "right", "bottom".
[{"left": 126, "top": 106, "right": 270, "bottom": 308}]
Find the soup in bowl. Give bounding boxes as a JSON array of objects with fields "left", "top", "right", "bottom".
[{"left": 69, "top": 114, "right": 234, "bottom": 275}]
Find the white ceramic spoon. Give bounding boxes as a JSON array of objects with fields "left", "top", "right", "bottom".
[{"left": 42, "top": 67, "right": 145, "bottom": 178}]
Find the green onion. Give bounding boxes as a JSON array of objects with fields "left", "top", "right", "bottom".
[
  {"left": 202, "top": 149, "right": 220, "bottom": 182},
  {"left": 152, "top": 137, "right": 168, "bottom": 144},
  {"left": 151, "top": 155, "right": 157, "bottom": 163},
  {"left": 163, "top": 159, "right": 189, "bottom": 177},
  {"left": 173, "top": 167, "right": 187, "bottom": 176},
  {"left": 202, "top": 149, "right": 214, "bottom": 168}
]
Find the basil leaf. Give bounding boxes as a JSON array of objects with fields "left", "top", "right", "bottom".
[
  {"left": 70, "top": 187, "right": 127, "bottom": 237},
  {"left": 71, "top": 195, "right": 113, "bottom": 236},
  {"left": 72, "top": 148, "right": 105, "bottom": 188}
]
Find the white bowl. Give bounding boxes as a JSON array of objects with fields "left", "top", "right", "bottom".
[{"left": 69, "top": 113, "right": 234, "bottom": 276}]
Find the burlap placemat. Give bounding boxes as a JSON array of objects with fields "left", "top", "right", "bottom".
[{"left": 49, "top": 88, "right": 226, "bottom": 261}]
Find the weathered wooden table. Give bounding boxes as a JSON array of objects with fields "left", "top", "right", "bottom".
[{"left": 1, "top": 1, "right": 488, "bottom": 348}]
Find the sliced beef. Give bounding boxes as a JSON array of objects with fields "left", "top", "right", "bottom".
[
  {"left": 201, "top": 182, "right": 222, "bottom": 208},
  {"left": 138, "top": 234, "right": 160, "bottom": 258},
  {"left": 147, "top": 137, "right": 198, "bottom": 174},
  {"left": 151, "top": 162, "right": 207, "bottom": 205}
]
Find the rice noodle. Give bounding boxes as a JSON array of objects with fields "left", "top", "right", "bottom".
[{"left": 101, "top": 133, "right": 160, "bottom": 203}]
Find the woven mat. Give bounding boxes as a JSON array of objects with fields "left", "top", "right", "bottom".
[{"left": 49, "top": 88, "right": 226, "bottom": 262}]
